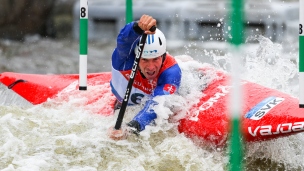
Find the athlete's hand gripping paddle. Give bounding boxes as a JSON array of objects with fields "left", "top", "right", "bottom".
[{"left": 114, "top": 26, "right": 156, "bottom": 130}]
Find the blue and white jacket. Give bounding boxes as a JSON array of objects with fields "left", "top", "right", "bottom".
[{"left": 110, "top": 22, "right": 182, "bottom": 131}]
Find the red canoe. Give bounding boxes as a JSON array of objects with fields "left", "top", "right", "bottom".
[{"left": 1, "top": 69, "right": 303, "bottom": 146}]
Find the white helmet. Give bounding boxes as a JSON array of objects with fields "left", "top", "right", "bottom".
[{"left": 134, "top": 28, "right": 166, "bottom": 59}]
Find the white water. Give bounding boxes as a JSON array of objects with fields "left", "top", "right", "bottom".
[{"left": 0, "top": 35, "right": 302, "bottom": 170}]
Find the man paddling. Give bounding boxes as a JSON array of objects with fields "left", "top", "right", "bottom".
[{"left": 108, "top": 15, "right": 182, "bottom": 140}]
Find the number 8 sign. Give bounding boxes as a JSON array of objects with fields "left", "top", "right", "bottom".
[{"left": 80, "top": 0, "right": 88, "bottom": 19}]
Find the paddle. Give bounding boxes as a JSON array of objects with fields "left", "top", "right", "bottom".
[{"left": 114, "top": 26, "right": 156, "bottom": 130}]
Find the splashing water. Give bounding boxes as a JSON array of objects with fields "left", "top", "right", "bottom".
[
  {"left": 0, "top": 35, "right": 302, "bottom": 170},
  {"left": 209, "top": 35, "right": 302, "bottom": 170},
  {"left": 0, "top": 56, "right": 228, "bottom": 171}
]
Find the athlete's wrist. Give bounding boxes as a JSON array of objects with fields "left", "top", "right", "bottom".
[{"left": 133, "top": 21, "right": 144, "bottom": 35}]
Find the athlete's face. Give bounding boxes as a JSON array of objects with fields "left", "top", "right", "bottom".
[{"left": 139, "top": 56, "right": 162, "bottom": 80}]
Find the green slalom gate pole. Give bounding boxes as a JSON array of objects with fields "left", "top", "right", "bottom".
[
  {"left": 126, "top": 0, "right": 133, "bottom": 24},
  {"left": 229, "top": 0, "right": 244, "bottom": 170},
  {"left": 300, "top": 0, "right": 304, "bottom": 108},
  {"left": 79, "top": 0, "right": 88, "bottom": 91}
]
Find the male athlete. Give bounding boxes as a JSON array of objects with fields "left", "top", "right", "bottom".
[{"left": 108, "top": 15, "right": 182, "bottom": 140}]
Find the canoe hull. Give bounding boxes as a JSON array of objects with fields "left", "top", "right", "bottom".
[{"left": 1, "top": 71, "right": 303, "bottom": 146}]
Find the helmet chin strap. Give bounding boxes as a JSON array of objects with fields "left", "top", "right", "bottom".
[
  {"left": 139, "top": 68, "right": 146, "bottom": 79},
  {"left": 161, "top": 53, "right": 166, "bottom": 65}
]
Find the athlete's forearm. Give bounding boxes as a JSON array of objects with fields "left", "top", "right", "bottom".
[
  {"left": 130, "top": 99, "right": 158, "bottom": 131},
  {"left": 112, "top": 22, "right": 141, "bottom": 70}
]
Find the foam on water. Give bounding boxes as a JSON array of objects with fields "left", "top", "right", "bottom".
[
  {"left": 243, "top": 36, "right": 298, "bottom": 97},
  {"left": 208, "top": 36, "right": 302, "bottom": 170},
  {"left": 0, "top": 35, "right": 302, "bottom": 170},
  {"left": 0, "top": 56, "right": 228, "bottom": 170},
  {"left": 242, "top": 37, "right": 302, "bottom": 170}
]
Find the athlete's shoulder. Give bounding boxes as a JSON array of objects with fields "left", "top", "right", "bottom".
[
  {"left": 160, "top": 53, "right": 180, "bottom": 72},
  {"left": 157, "top": 54, "right": 181, "bottom": 85}
]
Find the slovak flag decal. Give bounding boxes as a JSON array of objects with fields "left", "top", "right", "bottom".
[{"left": 163, "top": 84, "right": 176, "bottom": 95}]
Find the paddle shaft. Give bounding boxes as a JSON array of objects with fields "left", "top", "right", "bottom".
[{"left": 114, "top": 26, "right": 156, "bottom": 130}]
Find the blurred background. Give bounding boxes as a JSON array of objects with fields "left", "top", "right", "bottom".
[
  {"left": 0, "top": 1, "right": 302, "bottom": 170},
  {"left": 0, "top": 0, "right": 299, "bottom": 74}
]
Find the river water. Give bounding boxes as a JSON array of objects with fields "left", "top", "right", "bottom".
[{"left": 0, "top": 34, "right": 303, "bottom": 170}]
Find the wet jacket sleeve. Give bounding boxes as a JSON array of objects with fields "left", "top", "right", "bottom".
[
  {"left": 112, "top": 22, "right": 142, "bottom": 71},
  {"left": 130, "top": 64, "right": 182, "bottom": 132}
]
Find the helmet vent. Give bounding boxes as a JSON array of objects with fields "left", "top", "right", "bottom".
[{"left": 159, "top": 37, "right": 162, "bottom": 46}]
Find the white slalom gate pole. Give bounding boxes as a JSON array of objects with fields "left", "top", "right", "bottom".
[
  {"left": 79, "top": 0, "right": 88, "bottom": 90},
  {"left": 300, "top": 0, "right": 304, "bottom": 108}
]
